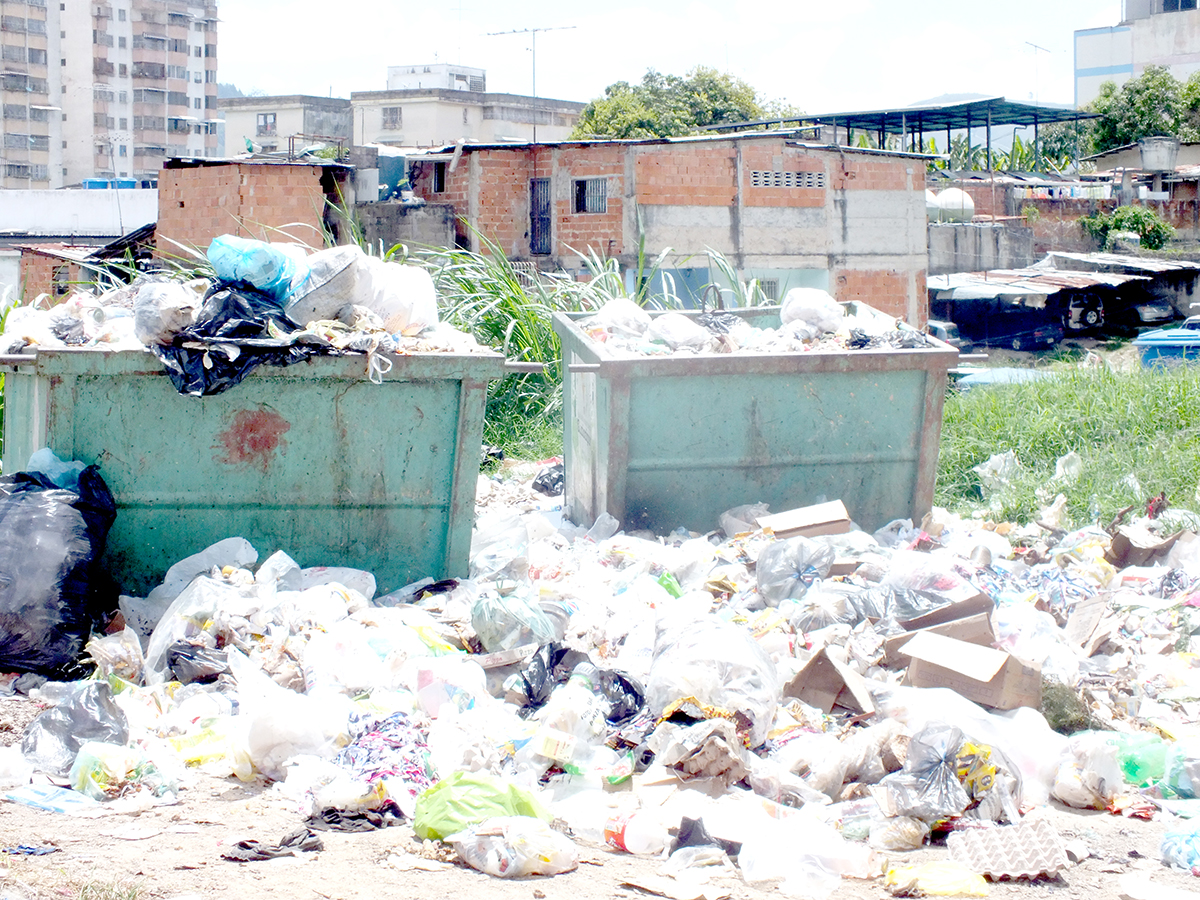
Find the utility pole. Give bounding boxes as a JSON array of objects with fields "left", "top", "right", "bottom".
[{"left": 486, "top": 25, "right": 576, "bottom": 142}]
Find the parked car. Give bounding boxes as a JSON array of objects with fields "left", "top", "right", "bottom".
[{"left": 925, "top": 319, "right": 968, "bottom": 350}]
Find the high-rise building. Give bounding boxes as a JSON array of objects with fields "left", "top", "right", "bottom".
[
  {"left": 1076, "top": 1, "right": 1200, "bottom": 106},
  {"left": 0, "top": 0, "right": 217, "bottom": 190}
]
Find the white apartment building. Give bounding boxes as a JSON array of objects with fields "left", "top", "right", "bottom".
[
  {"left": 1076, "top": 1, "right": 1200, "bottom": 106},
  {"left": 0, "top": 0, "right": 217, "bottom": 190},
  {"left": 386, "top": 63, "right": 485, "bottom": 93}
]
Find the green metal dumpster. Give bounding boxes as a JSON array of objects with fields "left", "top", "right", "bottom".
[
  {"left": 552, "top": 304, "right": 958, "bottom": 536},
  {"left": 2, "top": 349, "right": 505, "bottom": 595}
]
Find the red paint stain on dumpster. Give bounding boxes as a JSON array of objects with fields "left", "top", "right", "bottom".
[{"left": 216, "top": 408, "right": 291, "bottom": 473}]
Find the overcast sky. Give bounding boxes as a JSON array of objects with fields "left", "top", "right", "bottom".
[{"left": 217, "top": 1, "right": 1122, "bottom": 111}]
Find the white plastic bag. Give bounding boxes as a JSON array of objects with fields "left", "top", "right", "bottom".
[
  {"left": 646, "top": 312, "right": 711, "bottom": 351},
  {"left": 646, "top": 619, "right": 778, "bottom": 747},
  {"left": 591, "top": 297, "right": 652, "bottom": 337},
  {"left": 132, "top": 282, "right": 201, "bottom": 346},
  {"left": 780, "top": 288, "right": 844, "bottom": 334},
  {"left": 447, "top": 815, "right": 579, "bottom": 877}
]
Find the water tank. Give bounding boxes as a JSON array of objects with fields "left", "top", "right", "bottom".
[
  {"left": 937, "top": 188, "right": 975, "bottom": 223},
  {"left": 1139, "top": 136, "right": 1180, "bottom": 173},
  {"left": 926, "top": 189, "right": 940, "bottom": 219}
]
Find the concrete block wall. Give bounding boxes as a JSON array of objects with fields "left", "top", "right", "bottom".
[
  {"left": 357, "top": 202, "right": 457, "bottom": 254},
  {"left": 928, "top": 223, "right": 1035, "bottom": 275},
  {"left": 156, "top": 164, "right": 330, "bottom": 257},
  {"left": 17, "top": 252, "right": 82, "bottom": 302}
]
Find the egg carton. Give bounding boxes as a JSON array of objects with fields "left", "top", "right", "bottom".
[{"left": 947, "top": 815, "right": 1069, "bottom": 879}]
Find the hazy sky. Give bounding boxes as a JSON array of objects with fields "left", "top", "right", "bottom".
[{"left": 217, "top": 1, "right": 1123, "bottom": 111}]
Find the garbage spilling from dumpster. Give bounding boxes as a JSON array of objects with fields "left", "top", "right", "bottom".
[
  {"left": 3, "top": 448, "right": 1200, "bottom": 894},
  {"left": 577, "top": 290, "right": 941, "bottom": 357},
  {"left": 0, "top": 236, "right": 490, "bottom": 395}
]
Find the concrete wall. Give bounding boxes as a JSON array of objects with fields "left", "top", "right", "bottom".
[
  {"left": 221, "top": 96, "right": 352, "bottom": 155},
  {"left": 1075, "top": 25, "right": 1135, "bottom": 105},
  {"left": 1076, "top": 11, "right": 1200, "bottom": 106},
  {"left": 928, "top": 223, "right": 1035, "bottom": 275},
  {"left": 410, "top": 137, "right": 930, "bottom": 324},
  {"left": 351, "top": 91, "right": 583, "bottom": 148},
  {"left": 356, "top": 202, "right": 457, "bottom": 253},
  {"left": 156, "top": 163, "right": 333, "bottom": 254},
  {"left": 0, "top": 189, "right": 156, "bottom": 236}
]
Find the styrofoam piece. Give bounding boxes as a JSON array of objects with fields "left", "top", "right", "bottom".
[{"left": 947, "top": 815, "right": 1069, "bottom": 879}]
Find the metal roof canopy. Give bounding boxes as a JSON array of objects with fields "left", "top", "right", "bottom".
[{"left": 705, "top": 97, "right": 1097, "bottom": 136}]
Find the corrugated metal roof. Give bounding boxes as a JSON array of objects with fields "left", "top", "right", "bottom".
[
  {"left": 928, "top": 267, "right": 1146, "bottom": 301},
  {"left": 1039, "top": 252, "right": 1200, "bottom": 274}
]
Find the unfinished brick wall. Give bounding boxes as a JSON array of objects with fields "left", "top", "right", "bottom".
[
  {"left": 634, "top": 144, "right": 737, "bottom": 206},
  {"left": 156, "top": 164, "right": 330, "bottom": 257},
  {"left": 16, "top": 252, "right": 93, "bottom": 302},
  {"left": 832, "top": 269, "right": 911, "bottom": 319},
  {"left": 551, "top": 145, "right": 624, "bottom": 259}
]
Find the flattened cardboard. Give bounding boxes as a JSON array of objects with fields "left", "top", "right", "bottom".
[
  {"left": 758, "top": 500, "right": 851, "bottom": 539},
  {"left": 883, "top": 611, "right": 995, "bottom": 668},
  {"left": 1064, "top": 599, "right": 1107, "bottom": 651},
  {"left": 783, "top": 648, "right": 875, "bottom": 714},
  {"left": 900, "top": 631, "right": 1042, "bottom": 710},
  {"left": 897, "top": 591, "right": 993, "bottom": 632}
]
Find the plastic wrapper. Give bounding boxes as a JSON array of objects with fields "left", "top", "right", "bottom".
[
  {"left": 0, "top": 465, "right": 117, "bottom": 675},
  {"left": 471, "top": 591, "right": 558, "bottom": 652},
  {"left": 869, "top": 815, "right": 930, "bottom": 851},
  {"left": 646, "top": 619, "right": 778, "bottom": 747},
  {"left": 470, "top": 512, "right": 530, "bottom": 581},
  {"left": 69, "top": 740, "right": 177, "bottom": 801},
  {"left": 132, "top": 281, "right": 202, "bottom": 346},
  {"left": 150, "top": 283, "right": 323, "bottom": 396},
  {"left": 412, "top": 770, "right": 551, "bottom": 840},
  {"left": 21, "top": 680, "right": 129, "bottom": 777},
  {"left": 780, "top": 288, "right": 844, "bottom": 334},
  {"left": 588, "top": 297, "right": 652, "bottom": 337},
  {"left": 85, "top": 628, "right": 144, "bottom": 683},
  {"left": 447, "top": 815, "right": 578, "bottom": 877},
  {"left": 720, "top": 502, "right": 769, "bottom": 537},
  {"left": 756, "top": 536, "right": 835, "bottom": 606},
  {"left": 1164, "top": 742, "right": 1200, "bottom": 799},
  {"left": 646, "top": 312, "right": 711, "bottom": 351},
  {"left": 1051, "top": 761, "right": 1108, "bottom": 809}
]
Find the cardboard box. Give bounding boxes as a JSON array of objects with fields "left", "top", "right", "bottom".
[
  {"left": 783, "top": 648, "right": 875, "bottom": 714},
  {"left": 758, "top": 500, "right": 851, "bottom": 539},
  {"left": 900, "top": 631, "right": 1042, "bottom": 710},
  {"left": 896, "top": 591, "right": 993, "bottom": 632},
  {"left": 1106, "top": 524, "right": 1182, "bottom": 569},
  {"left": 883, "top": 611, "right": 995, "bottom": 668}
]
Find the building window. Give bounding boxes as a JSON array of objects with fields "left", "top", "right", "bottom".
[
  {"left": 382, "top": 106, "right": 401, "bottom": 129},
  {"left": 2, "top": 45, "right": 25, "bottom": 62},
  {"left": 573, "top": 177, "right": 607, "bottom": 214},
  {"left": 758, "top": 279, "right": 779, "bottom": 301},
  {"left": 28, "top": 48, "right": 45, "bottom": 64},
  {"left": 193, "top": 46, "right": 201, "bottom": 57},
  {"left": 433, "top": 160, "right": 446, "bottom": 193},
  {"left": 749, "top": 170, "right": 827, "bottom": 189},
  {"left": 118, "top": 63, "right": 126, "bottom": 76},
  {"left": 118, "top": 35, "right": 125, "bottom": 48},
  {"left": 118, "top": 144, "right": 126, "bottom": 156},
  {"left": 462, "top": 108, "right": 468, "bottom": 125},
  {"left": 52, "top": 264, "right": 70, "bottom": 296},
  {"left": 117, "top": 8, "right": 124, "bottom": 20},
  {"left": 119, "top": 117, "right": 126, "bottom": 129},
  {"left": 257, "top": 112, "right": 276, "bottom": 135},
  {"left": 193, "top": 97, "right": 201, "bottom": 109}
]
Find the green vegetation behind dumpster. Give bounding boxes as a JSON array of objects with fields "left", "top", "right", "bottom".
[{"left": 936, "top": 364, "right": 1200, "bottom": 527}]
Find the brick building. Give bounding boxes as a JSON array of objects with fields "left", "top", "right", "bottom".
[
  {"left": 155, "top": 158, "right": 353, "bottom": 254},
  {"left": 408, "top": 133, "right": 930, "bottom": 323}
]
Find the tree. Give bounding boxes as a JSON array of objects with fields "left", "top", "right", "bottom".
[
  {"left": 1089, "top": 65, "right": 1184, "bottom": 153},
  {"left": 571, "top": 67, "right": 777, "bottom": 139}
]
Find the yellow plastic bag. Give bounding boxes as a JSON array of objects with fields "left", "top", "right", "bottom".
[{"left": 886, "top": 861, "right": 989, "bottom": 896}]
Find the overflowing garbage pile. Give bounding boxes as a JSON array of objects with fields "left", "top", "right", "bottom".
[
  {"left": 579, "top": 288, "right": 939, "bottom": 357},
  {"left": 8, "top": 455, "right": 1200, "bottom": 892},
  {"left": 0, "top": 235, "right": 488, "bottom": 395}
]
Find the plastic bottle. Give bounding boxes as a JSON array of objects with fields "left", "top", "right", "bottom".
[{"left": 605, "top": 811, "right": 667, "bottom": 855}]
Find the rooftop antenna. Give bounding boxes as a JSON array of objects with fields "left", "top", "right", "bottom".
[
  {"left": 486, "top": 25, "right": 576, "bottom": 142},
  {"left": 1026, "top": 41, "right": 1051, "bottom": 107}
]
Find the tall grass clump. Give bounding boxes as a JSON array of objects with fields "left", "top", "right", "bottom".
[{"left": 937, "top": 365, "right": 1200, "bottom": 526}]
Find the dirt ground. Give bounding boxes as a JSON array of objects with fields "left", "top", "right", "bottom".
[{"left": 1, "top": 697, "right": 1198, "bottom": 900}]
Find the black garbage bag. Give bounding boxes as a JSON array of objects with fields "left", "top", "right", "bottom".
[
  {"left": 152, "top": 282, "right": 326, "bottom": 396},
  {"left": 531, "top": 462, "right": 564, "bottom": 497},
  {"left": 167, "top": 641, "right": 230, "bottom": 684},
  {"left": 0, "top": 466, "right": 116, "bottom": 675}
]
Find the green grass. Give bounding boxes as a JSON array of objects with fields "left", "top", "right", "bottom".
[{"left": 936, "top": 364, "right": 1200, "bottom": 526}]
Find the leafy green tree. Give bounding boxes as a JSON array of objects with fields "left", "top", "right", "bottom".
[
  {"left": 572, "top": 67, "right": 778, "bottom": 139},
  {"left": 1090, "top": 65, "right": 1184, "bottom": 152}
]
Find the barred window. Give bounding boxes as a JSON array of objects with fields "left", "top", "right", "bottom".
[
  {"left": 573, "top": 177, "right": 607, "bottom": 214},
  {"left": 381, "top": 106, "right": 401, "bottom": 129}
]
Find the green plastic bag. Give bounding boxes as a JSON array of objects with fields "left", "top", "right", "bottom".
[{"left": 413, "top": 770, "right": 550, "bottom": 841}]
